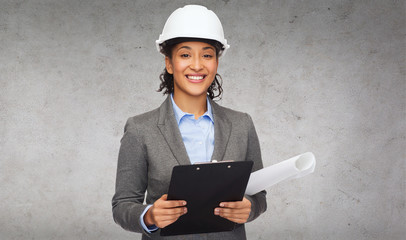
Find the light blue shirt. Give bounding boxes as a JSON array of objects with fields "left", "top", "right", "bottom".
[
  {"left": 140, "top": 95, "right": 215, "bottom": 232},
  {"left": 171, "top": 94, "right": 215, "bottom": 164}
]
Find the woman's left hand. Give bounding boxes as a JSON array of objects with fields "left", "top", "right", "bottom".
[{"left": 214, "top": 197, "right": 252, "bottom": 224}]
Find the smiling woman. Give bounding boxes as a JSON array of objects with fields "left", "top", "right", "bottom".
[
  {"left": 158, "top": 37, "right": 225, "bottom": 101},
  {"left": 165, "top": 41, "right": 219, "bottom": 118},
  {"left": 112, "top": 5, "right": 267, "bottom": 240}
]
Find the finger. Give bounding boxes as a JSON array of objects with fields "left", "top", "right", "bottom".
[
  {"left": 216, "top": 210, "right": 249, "bottom": 218},
  {"left": 155, "top": 210, "right": 186, "bottom": 222},
  {"left": 215, "top": 208, "right": 249, "bottom": 217},
  {"left": 216, "top": 210, "right": 248, "bottom": 223},
  {"left": 159, "top": 194, "right": 187, "bottom": 206},
  {"left": 154, "top": 207, "right": 188, "bottom": 228},
  {"left": 214, "top": 207, "right": 250, "bottom": 220},
  {"left": 155, "top": 206, "right": 187, "bottom": 215},
  {"left": 219, "top": 200, "right": 250, "bottom": 209},
  {"left": 160, "top": 194, "right": 168, "bottom": 200},
  {"left": 216, "top": 206, "right": 250, "bottom": 213},
  {"left": 157, "top": 201, "right": 187, "bottom": 210},
  {"left": 156, "top": 195, "right": 187, "bottom": 209},
  {"left": 152, "top": 207, "right": 187, "bottom": 228},
  {"left": 214, "top": 209, "right": 249, "bottom": 223}
]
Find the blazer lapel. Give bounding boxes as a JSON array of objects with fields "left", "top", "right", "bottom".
[
  {"left": 157, "top": 96, "right": 191, "bottom": 165},
  {"left": 210, "top": 99, "right": 232, "bottom": 161}
]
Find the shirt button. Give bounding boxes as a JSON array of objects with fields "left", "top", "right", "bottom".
[{"left": 198, "top": 141, "right": 203, "bottom": 145}]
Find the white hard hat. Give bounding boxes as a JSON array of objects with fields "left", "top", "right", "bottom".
[{"left": 156, "top": 5, "right": 230, "bottom": 57}]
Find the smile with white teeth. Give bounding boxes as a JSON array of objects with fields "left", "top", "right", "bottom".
[{"left": 187, "top": 75, "right": 205, "bottom": 80}]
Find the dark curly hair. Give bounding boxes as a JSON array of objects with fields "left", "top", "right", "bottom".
[{"left": 157, "top": 37, "right": 224, "bottom": 100}]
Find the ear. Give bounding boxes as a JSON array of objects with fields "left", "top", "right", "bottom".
[{"left": 165, "top": 57, "right": 173, "bottom": 74}]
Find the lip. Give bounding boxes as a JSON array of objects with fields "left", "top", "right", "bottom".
[{"left": 186, "top": 74, "right": 206, "bottom": 83}]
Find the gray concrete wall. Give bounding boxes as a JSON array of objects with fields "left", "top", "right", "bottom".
[{"left": 1, "top": 0, "right": 404, "bottom": 239}]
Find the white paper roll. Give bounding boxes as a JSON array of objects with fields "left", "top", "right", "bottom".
[{"left": 245, "top": 152, "right": 316, "bottom": 195}]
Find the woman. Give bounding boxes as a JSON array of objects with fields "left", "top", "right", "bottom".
[{"left": 112, "top": 5, "right": 267, "bottom": 240}]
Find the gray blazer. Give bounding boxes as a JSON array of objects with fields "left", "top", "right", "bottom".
[{"left": 112, "top": 96, "right": 267, "bottom": 240}]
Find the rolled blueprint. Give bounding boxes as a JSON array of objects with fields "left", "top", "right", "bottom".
[{"left": 245, "top": 152, "right": 316, "bottom": 195}]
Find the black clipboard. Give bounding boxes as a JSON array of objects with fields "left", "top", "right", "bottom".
[{"left": 160, "top": 161, "right": 253, "bottom": 236}]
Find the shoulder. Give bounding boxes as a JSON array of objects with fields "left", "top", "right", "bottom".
[
  {"left": 123, "top": 99, "right": 165, "bottom": 139},
  {"left": 119, "top": 107, "right": 162, "bottom": 145},
  {"left": 124, "top": 97, "right": 171, "bottom": 130},
  {"left": 125, "top": 107, "right": 160, "bottom": 132},
  {"left": 211, "top": 101, "right": 254, "bottom": 124}
]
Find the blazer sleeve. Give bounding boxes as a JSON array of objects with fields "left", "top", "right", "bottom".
[
  {"left": 111, "top": 118, "right": 151, "bottom": 234},
  {"left": 243, "top": 114, "right": 267, "bottom": 222}
]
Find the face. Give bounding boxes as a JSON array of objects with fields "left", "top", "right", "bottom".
[{"left": 165, "top": 41, "right": 219, "bottom": 99}]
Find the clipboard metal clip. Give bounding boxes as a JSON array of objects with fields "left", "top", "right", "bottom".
[{"left": 193, "top": 160, "right": 235, "bottom": 165}]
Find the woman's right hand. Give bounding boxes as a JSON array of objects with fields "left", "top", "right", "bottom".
[{"left": 143, "top": 194, "right": 187, "bottom": 229}]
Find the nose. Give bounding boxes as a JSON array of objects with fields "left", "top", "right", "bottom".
[{"left": 190, "top": 55, "right": 203, "bottom": 71}]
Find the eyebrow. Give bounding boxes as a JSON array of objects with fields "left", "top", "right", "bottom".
[{"left": 178, "top": 46, "right": 215, "bottom": 51}]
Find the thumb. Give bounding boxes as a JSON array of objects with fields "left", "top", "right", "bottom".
[{"left": 160, "top": 194, "right": 168, "bottom": 201}]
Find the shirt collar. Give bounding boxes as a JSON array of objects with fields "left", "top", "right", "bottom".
[{"left": 170, "top": 94, "right": 214, "bottom": 125}]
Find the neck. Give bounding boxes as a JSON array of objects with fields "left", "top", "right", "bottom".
[{"left": 173, "top": 93, "right": 207, "bottom": 119}]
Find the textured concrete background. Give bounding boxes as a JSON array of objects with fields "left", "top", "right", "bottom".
[{"left": 0, "top": 0, "right": 405, "bottom": 239}]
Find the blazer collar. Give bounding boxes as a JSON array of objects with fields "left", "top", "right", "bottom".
[
  {"left": 209, "top": 98, "right": 232, "bottom": 162},
  {"left": 157, "top": 96, "right": 232, "bottom": 165},
  {"left": 157, "top": 96, "right": 190, "bottom": 165}
]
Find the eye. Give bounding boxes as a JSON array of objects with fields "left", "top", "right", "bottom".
[
  {"left": 203, "top": 54, "right": 213, "bottom": 59},
  {"left": 180, "top": 53, "right": 190, "bottom": 58}
]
